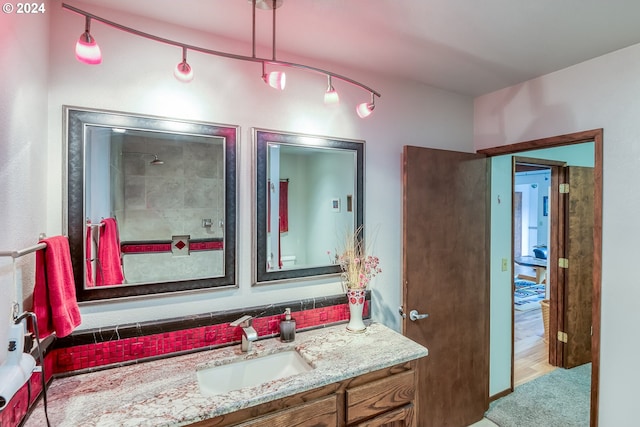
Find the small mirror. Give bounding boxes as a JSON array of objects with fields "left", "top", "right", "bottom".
[
  {"left": 254, "top": 129, "right": 364, "bottom": 283},
  {"left": 65, "top": 107, "right": 237, "bottom": 301}
]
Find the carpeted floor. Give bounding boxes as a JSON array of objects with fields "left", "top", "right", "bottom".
[{"left": 485, "top": 363, "right": 591, "bottom": 427}]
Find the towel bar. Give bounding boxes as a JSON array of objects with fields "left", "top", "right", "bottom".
[
  {"left": 0, "top": 233, "right": 54, "bottom": 258},
  {"left": 0, "top": 242, "right": 47, "bottom": 259},
  {"left": 1, "top": 235, "right": 63, "bottom": 317}
]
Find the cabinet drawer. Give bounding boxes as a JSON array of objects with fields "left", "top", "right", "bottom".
[
  {"left": 236, "top": 394, "right": 337, "bottom": 427},
  {"left": 346, "top": 370, "right": 415, "bottom": 425},
  {"left": 352, "top": 403, "right": 414, "bottom": 427}
]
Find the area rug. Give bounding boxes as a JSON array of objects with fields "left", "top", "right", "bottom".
[
  {"left": 514, "top": 279, "right": 536, "bottom": 289},
  {"left": 486, "top": 363, "right": 591, "bottom": 427},
  {"left": 514, "top": 283, "right": 546, "bottom": 311}
]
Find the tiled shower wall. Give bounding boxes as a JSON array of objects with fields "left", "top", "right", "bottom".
[{"left": 116, "top": 133, "right": 225, "bottom": 283}]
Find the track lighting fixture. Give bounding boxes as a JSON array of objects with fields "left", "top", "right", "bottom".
[
  {"left": 253, "top": 0, "right": 283, "bottom": 10},
  {"left": 63, "top": 1, "right": 380, "bottom": 118},
  {"left": 174, "top": 47, "right": 194, "bottom": 83},
  {"left": 356, "top": 93, "right": 376, "bottom": 118},
  {"left": 324, "top": 75, "right": 339, "bottom": 105},
  {"left": 262, "top": 63, "right": 286, "bottom": 90},
  {"left": 75, "top": 16, "right": 102, "bottom": 65}
]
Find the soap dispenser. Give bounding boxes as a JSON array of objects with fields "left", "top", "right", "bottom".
[{"left": 279, "top": 308, "right": 296, "bottom": 343}]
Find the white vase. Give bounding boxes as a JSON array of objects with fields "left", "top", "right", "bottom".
[{"left": 346, "top": 289, "right": 367, "bottom": 333}]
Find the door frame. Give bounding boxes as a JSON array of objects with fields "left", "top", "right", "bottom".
[
  {"left": 479, "top": 128, "right": 603, "bottom": 427},
  {"left": 512, "top": 157, "right": 565, "bottom": 370}
]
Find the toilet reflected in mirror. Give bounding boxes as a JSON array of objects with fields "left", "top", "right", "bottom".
[{"left": 280, "top": 255, "right": 296, "bottom": 268}]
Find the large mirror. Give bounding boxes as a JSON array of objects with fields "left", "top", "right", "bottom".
[
  {"left": 254, "top": 129, "right": 364, "bottom": 283},
  {"left": 65, "top": 107, "right": 237, "bottom": 301}
]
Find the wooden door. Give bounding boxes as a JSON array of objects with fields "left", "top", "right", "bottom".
[
  {"left": 552, "top": 166, "right": 594, "bottom": 368},
  {"left": 402, "top": 146, "right": 489, "bottom": 427}
]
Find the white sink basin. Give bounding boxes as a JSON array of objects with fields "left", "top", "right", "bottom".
[{"left": 196, "top": 350, "right": 314, "bottom": 396}]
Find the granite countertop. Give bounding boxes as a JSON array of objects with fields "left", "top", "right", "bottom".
[{"left": 24, "top": 322, "right": 428, "bottom": 427}]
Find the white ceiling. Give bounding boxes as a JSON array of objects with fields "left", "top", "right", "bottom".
[{"left": 71, "top": 0, "right": 640, "bottom": 97}]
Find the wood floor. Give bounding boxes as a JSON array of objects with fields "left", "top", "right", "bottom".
[{"left": 514, "top": 306, "right": 556, "bottom": 386}]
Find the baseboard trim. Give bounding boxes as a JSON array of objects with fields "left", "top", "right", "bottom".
[{"left": 489, "top": 387, "right": 512, "bottom": 402}]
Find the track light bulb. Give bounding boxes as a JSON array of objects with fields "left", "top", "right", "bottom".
[
  {"left": 263, "top": 71, "right": 286, "bottom": 90},
  {"left": 325, "top": 90, "right": 339, "bottom": 105},
  {"left": 356, "top": 93, "right": 376, "bottom": 118},
  {"left": 174, "top": 60, "right": 194, "bottom": 82},
  {"left": 356, "top": 102, "right": 374, "bottom": 118},
  {"left": 174, "top": 47, "right": 194, "bottom": 82},
  {"left": 75, "top": 17, "right": 101, "bottom": 64},
  {"left": 263, "top": 69, "right": 286, "bottom": 90},
  {"left": 324, "top": 75, "right": 340, "bottom": 105}
]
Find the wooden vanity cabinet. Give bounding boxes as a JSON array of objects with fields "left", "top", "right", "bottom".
[
  {"left": 189, "top": 360, "right": 418, "bottom": 427},
  {"left": 343, "top": 361, "right": 417, "bottom": 427}
]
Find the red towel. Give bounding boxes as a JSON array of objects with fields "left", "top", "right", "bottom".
[
  {"left": 267, "top": 181, "right": 289, "bottom": 233},
  {"left": 85, "top": 225, "right": 94, "bottom": 287},
  {"left": 33, "top": 236, "right": 81, "bottom": 338},
  {"left": 97, "top": 218, "right": 124, "bottom": 286},
  {"left": 279, "top": 181, "right": 289, "bottom": 233}
]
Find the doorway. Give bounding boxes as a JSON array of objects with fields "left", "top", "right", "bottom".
[
  {"left": 480, "top": 129, "right": 603, "bottom": 427},
  {"left": 513, "top": 161, "right": 555, "bottom": 387}
]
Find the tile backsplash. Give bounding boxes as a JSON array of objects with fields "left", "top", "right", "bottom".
[
  {"left": 50, "top": 293, "right": 369, "bottom": 375},
  {"left": 0, "top": 373, "right": 43, "bottom": 427}
]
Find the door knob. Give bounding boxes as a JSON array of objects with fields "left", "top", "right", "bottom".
[{"left": 409, "top": 310, "right": 429, "bottom": 321}]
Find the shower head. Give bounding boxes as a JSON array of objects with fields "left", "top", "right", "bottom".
[
  {"left": 150, "top": 154, "right": 164, "bottom": 165},
  {"left": 122, "top": 151, "right": 164, "bottom": 165}
]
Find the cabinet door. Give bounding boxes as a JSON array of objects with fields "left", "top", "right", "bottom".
[
  {"left": 235, "top": 395, "right": 337, "bottom": 427},
  {"left": 346, "top": 370, "right": 415, "bottom": 425}
]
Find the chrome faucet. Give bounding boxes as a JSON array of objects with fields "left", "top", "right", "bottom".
[{"left": 230, "top": 315, "right": 258, "bottom": 352}]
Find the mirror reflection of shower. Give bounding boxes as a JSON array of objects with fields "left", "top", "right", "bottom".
[
  {"left": 73, "top": 109, "right": 233, "bottom": 296},
  {"left": 122, "top": 151, "right": 164, "bottom": 165}
]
